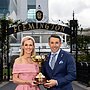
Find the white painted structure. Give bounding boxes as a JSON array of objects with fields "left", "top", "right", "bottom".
[
  {"left": 36, "top": 0, "right": 49, "bottom": 22},
  {"left": 17, "top": 0, "right": 27, "bottom": 21},
  {"left": 8, "top": 0, "right": 70, "bottom": 57},
  {"left": 9, "top": 0, "right": 48, "bottom": 22}
]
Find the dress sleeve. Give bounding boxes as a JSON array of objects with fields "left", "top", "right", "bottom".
[
  {"left": 12, "top": 64, "right": 39, "bottom": 74},
  {"left": 12, "top": 64, "right": 21, "bottom": 74}
]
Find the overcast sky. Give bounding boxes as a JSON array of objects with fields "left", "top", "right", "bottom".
[{"left": 48, "top": 0, "right": 90, "bottom": 29}]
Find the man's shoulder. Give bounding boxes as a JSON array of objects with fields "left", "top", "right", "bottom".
[{"left": 60, "top": 49, "right": 72, "bottom": 56}]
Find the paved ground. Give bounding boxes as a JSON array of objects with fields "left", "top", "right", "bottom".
[
  {"left": 0, "top": 81, "right": 16, "bottom": 90},
  {"left": 0, "top": 81, "right": 47, "bottom": 90},
  {"left": 72, "top": 81, "right": 90, "bottom": 90},
  {"left": 0, "top": 81, "right": 90, "bottom": 90}
]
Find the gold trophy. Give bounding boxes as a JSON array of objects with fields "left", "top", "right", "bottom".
[{"left": 32, "top": 55, "right": 46, "bottom": 84}]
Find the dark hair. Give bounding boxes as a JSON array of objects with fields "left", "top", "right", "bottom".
[{"left": 48, "top": 34, "right": 61, "bottom": 42}]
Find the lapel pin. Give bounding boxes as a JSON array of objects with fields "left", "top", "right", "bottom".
[{"left": 61, "top": 54, "right": 63, "bottom": 57}]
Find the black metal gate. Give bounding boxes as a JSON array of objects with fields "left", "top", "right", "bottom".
[
  {"left": 0, "top": 20, "right": 10, "bottom": 81},
  {"left": 0, "top": 16, "right": 77, "bottom": 82}
]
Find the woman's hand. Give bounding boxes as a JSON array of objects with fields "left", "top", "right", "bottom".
[
  {"left": 32, "top": 80, "right": 38, "bottom": 86},
  {"left": 24, "top": 80, "right": 38, "bottom": 86}
]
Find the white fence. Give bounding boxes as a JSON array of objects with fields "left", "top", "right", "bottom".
[{"left": 9, "top": 43, "right": 70, "bottom": 56}]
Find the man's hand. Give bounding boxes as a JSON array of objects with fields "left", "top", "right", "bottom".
[{"left": 44, "top": 79, "right": 58, "bottom": 88}]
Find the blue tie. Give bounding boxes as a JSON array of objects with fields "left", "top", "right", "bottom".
[{"left": 50, "top": 54, "right": 57, "bottom": 69}]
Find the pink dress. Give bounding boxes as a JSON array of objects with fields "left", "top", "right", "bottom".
[{"left": 12, "top": 63, "right": 40, "bottom": 90}]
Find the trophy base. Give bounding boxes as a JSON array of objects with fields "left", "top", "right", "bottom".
[
  {"left": 35, "top": 78, "right": 46, "bottom": 85},
  {"left": 34, "top": 81, "right": 45, "bottom": 85}
]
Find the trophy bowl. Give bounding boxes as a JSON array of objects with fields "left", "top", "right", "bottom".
[{"left": 35, "top": 72, "right": 46, "bottom": 84}]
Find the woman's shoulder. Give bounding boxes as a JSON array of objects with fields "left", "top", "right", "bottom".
[{"left": 14, "top": 57, "right": 22, "bottom": 64}]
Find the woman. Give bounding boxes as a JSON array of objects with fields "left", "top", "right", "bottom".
[{"left": 12, "top": 36, "right": 40, "bottom": 90}]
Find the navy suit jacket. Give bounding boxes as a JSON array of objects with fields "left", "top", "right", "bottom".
[{"left": 41, "top": 49, "right": 76, "bottom": 90}]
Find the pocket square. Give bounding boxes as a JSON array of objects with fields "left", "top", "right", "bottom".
[{"left": 59, "top": 61, "right": 63, "bottom": 64}]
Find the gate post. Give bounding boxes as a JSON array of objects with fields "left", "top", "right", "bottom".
[
  {"left": 70, "top": 12, "right": 78, "bottom": 63},
  {"left": 70, "top": 12, "right": 78, "bottom": 80},
  {"left": 0, "top": 19, "right": 10, "bottom": 81}
]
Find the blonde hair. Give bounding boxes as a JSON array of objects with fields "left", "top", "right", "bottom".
[{"left": 20, "top": 36, "right": 36, "bottom": 57}]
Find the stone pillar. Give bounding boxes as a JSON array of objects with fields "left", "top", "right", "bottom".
[{"left": 17, "top": 0, "right": 27, "bottom": 21}]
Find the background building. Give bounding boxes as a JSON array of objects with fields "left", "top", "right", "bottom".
[{"left": 0, "top": 0, "right": 70, "bottom": 61}]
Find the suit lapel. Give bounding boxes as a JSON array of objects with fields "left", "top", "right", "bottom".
[
  {"left": 46, "top": 50, "right": 64, "bottom": 74},
  {"left": 53, "top": 50, "right": 64, "bottom": 73},
  {"left": 47, "top": 53, "right": 53, "bottom": 70}
]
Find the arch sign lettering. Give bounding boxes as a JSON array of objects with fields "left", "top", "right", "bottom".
[{"left": 6, "top": 22, "right": 75, "bottom": 36}]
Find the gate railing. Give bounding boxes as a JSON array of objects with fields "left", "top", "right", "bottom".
[{"left": 77, "top": 62, "right": 90, "bottom": 86}]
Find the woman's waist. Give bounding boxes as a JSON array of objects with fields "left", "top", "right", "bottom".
[
  {"left": 19, "top": 75, "right": 36, "bottom": 80},
  {"left": 19, "top": 76, "right": 35, "bottom": 80}
]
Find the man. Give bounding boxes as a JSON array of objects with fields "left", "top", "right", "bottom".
[{"left": 41, "top": 34, "right": 76, "bottom": 90}]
